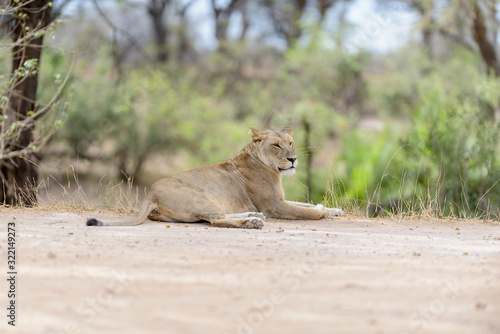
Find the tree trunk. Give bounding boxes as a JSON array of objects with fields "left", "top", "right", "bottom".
[
  {"left": 147, "top": 0, "right": 170, "bottom": 63},
  {"left": 410, "top": 0, "right": 435, "bottom": 59},
  {"left": 0, "top": 0, "right": 52, "bottom": 206},
  {"left": 317, "top": 0, "right": 337, "bottom": 22},
  {"left": 266, "top": 0, "right": 307, "bottom": 49},
  {"left": 177, "top": 2, "right": 193, "bottom": 63},
  {"left": 239, "top": 0, "right": 249, "bottom": 42},
  {"left": 211, "top": 0, "right": 242, "bottom": 49},
  {"left": 472, "top": 2, "right": 500, "bottom": 76}
]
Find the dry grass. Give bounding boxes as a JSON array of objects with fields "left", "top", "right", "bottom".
[
  {"left": 4, "top": 161, "right": 499, "bottom": 222},
  {"left": 324, "top": 168, "right": 500, "bottom": 222},
  {"left": 8, "top": 165, "right": 145, "bottom": 213}
]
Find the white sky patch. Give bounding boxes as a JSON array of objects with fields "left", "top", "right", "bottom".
[
  {"left": 189, "top": 0, "right": 217, "bottom": 50},
  {"left": 343, "top": 0, "right": 419, "bottom": 53},
  {"left": 61, "top": 0, "right": 423, "bottom": 54}
]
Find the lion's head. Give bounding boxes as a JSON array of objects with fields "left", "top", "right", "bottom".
[{"left": 248, "top": 127, "right": 297, "bottom": 176}]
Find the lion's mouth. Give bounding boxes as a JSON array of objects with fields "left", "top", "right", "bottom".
[{"left": 278, "top": 166, "right": 295, "bottom": 172}]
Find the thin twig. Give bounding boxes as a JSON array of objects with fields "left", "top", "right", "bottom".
[{"left": 91, "top": 0, "right": 155, "bottom": 64}]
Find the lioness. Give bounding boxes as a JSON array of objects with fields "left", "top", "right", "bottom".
[{"left": 86, "top": 127, "right": 344, "bottom": 229}]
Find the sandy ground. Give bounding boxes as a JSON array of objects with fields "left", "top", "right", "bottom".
[{"left": 0, "top": 208, "right": 499, "bottom": 334}]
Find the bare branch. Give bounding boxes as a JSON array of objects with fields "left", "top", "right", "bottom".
[
  {"left": 91, "top": 0, "right": 155, "bottom": 64},
  {"left": 0, "top": 57, "right": 75, "bottom": 162}
]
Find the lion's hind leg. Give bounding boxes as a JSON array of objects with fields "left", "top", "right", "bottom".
[
  {"left": 212, "top": 217, "right": 264, "bottom": 229},
  {"left": 151, "top": 209, "right": 264, "bottom": 229},
  {"left": 226, "top": 212, "right": 266, "bottom": 220},
  {"left": 212, "top": 212, "right": 265, "bottom": 229},
  {"left": 148, "top": 209, "right": 171, "bottom": 222},
  {"left": 150, "top": 178, "right": 264, "bottom": 229}
]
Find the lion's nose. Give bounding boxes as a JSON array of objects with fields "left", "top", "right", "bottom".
[{"left": 287, "top": 157, "right": 297, "bottom": 164}]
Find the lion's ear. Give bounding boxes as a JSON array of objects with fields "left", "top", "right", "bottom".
[
  {"left": 281, "top": 127, "right": 293, "bottom": 136},
  {"left": 249, "top": 127, "right": 263, "bottom": 143}
]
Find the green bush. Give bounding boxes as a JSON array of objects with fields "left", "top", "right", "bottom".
[
  {"left": 325, "top": 48, "right": 500, "bottom": 219},
  {"left": 44, "top": 37, "right": 499, "bottom": 219},
  {"left": 406, "top": 67, "right": 500, "bottom": 218}
]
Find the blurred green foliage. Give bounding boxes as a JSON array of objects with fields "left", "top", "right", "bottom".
[
  {"left": 37, "top": 31, "right": 500, "bottom": 219},
  {"left": 405, "top": 53, "right": 500, "bottom": 217}
]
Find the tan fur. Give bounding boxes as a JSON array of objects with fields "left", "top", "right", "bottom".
[{"left": 86, "top": 127, "right": 344, "bottom": 229}]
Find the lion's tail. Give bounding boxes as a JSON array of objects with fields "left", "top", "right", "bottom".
[{"left": 86, "top": 197, "right": 154, "bottom": 227}]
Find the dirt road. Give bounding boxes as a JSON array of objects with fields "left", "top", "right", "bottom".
[{"left": 0, "top": 208, "right": 499, "bottom": 334}]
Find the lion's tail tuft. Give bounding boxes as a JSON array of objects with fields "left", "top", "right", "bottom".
[
  {"left": 86, "top": 218, "right": 103, "bottom": 226},
  {"left": 85, "top": 198, "right": 154, "bottom": 227}
]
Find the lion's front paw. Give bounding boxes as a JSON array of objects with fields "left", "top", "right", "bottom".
[
  {"left": 326, "top": 208, "right": 345, "bottom": 217},
  {"left": 242, "top": 218, "right": 264, "bottom": 229}
]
